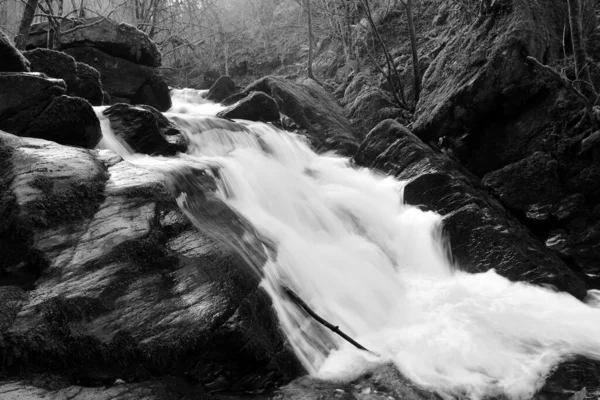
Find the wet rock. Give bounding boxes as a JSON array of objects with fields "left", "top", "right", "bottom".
[
  {"left": 0, "top": 377, "right": 201, "bottom": 399},
  {"left": 206, "top": 76, "right": 237, "bottom": 103},
  {"left": 0, "top": 131, "right": 299, "bottom": 389},
  {"left": 239, "top": 76, "right": 358, "bottom": 152},
  {"left": 103, "top": 103, "right": 185, "bottom": 155},
  {"left": 23, "top": 48, "right": 103, "bottom": 106},
  {"left": 64, "top": 47, "right": 171, "bottom": 111},
  {"left": 0, "top": 30, "right": 30, "bottom": 72},
  {"left": 217, "top": 91, "right": 280, "bottom": 122},
  {"left": 482, "top": 152, "right": 562, "bottom": 216},
  {"left": 354, "top": 120, "right": 588, "bottom": 299},
  {"left": 27, "top": 17, "right": 161, "bottom": 67},
  {"left": 276, "top": 364, "right": 435, "bottom": 400}
]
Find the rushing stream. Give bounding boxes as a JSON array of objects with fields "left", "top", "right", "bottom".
[{"left": 95, "top": 90, "right": 600, "bottom": 400}]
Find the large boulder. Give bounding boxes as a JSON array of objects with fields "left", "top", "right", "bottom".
[
  {"left": 482, "top": 151, "right": 563, "bottom": 218},
  {"left": 25, "top": 95, "right": 102, "bottom": 149},
  {"left": 217, "top": 91, "right": 280, "bottom": 122},
  {"left": 0, "top": 73, "right": 101, "bottom": 148},
  {"left": 0, "top": 30, "right": 29, "bottom": 72},
  {"left": 206, "top": 75, "right": 237, "bottom": 103},
  {"left": 354, "top": 119, "right": 589, "bottom": 299},
  {"left": 23, "top": 48, "right": 103, "bottom": 106},
  {"left": 236, "top": 76, "right": 358, "bottom": 153},
  {"left": 64, "top": 47, "right": 171, "bottom": 111},
  {"left": 0, "top": 73, "right": 66, "bottom": 133},
  {"left": 0, "top": 131, "right": 300, "bottom": 390},
  {"left": 412, "top": 0, "right": 591, "bottom": 142},
  {"left": 103, "top": 104, "right": 185, "bottom": 155},
  {"left": 27, "top": 17, "right": 161, "bottom": 67}
]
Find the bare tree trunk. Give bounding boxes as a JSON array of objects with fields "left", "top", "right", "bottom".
[
  {"left": 361, "top": 0, "right": 407, "bottom": 107},
  {"left": 405, "top": 0, "right": 421, "bottom": 104},
  {"left": 15, "top": 0, "right": 39, "bottom": 50},
  {"left": 567, "top": 0, "right": 593, "bottom": 95},
  {"left": 306, "top": 0, "right": 315, "bottom": 79}
]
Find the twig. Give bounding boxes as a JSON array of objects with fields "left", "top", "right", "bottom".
[
  {"left": 282, "top": 285, "right": 373, "bottom": 353},
  {"left": 526, "top": 56, "right": 596, "bottom": 125}
]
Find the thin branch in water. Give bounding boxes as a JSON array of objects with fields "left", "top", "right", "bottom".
[{"left": 282, "top": 285, "right": 374, "bottom": 354}]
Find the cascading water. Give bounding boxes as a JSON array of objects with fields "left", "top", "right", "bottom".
[{"left": 94, "top": 91, "right": 600, "bottom": 400}]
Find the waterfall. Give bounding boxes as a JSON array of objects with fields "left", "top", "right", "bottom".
[{"left": 94, "top": 92, "right": 600, "bottom": 400}]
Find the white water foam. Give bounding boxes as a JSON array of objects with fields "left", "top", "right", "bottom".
[{"left": 97, "top": 95, "right": 600, "bottom": 400}]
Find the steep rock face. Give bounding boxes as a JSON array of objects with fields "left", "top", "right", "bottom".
[
  {"left": 354, "top": 120, "right": 588, "bottom": 299},
  {"left": 64, "top": 47, "right": 171, "bottom": 111},
  {"left": 0, "top": 30, "right": 30, "bottom": 72},
  {"left": 238, "top": 76, "right": 358, "bottom": 154},
  {"left": 24, "top": 48, "right": 103, "bottom": 106},
  {"left": 27, "top": 17, "right": 162, "bottom": 67},
  {"left": 0, "top": 131, "right": 299, "bottom": 390},
  {"left": 0, "top": 74, "right": 101, "bottom": 148},
  {"left": 412, "top": 0, "right": 585, "bottom": 141}
]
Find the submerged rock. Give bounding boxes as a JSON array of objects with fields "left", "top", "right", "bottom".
[
  {"left": 0, "top": 131, "right": 299, "bottom": 389},
  {"left": 217, "top": 91, "right": 280, "bottom": 122},
  {"left": 354, "top": 120, "right": 588, "bottom": 299},
  {"left": 103, "top": 103, "right": 185, "bottom": 155},
  {"left": 24, "top": 48, "right": 103, "bottom": 106}
]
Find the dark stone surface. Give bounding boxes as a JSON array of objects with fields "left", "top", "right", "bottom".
[
  {"left": 412, "top": 0, "right": 592, "bottom": 142},
  {"left": 482, "top": 151, "right": 563, "bottom": 217},
  {"left": 64, "top": 47, "right": 171, "bottom": 111},
  {"left": 23, "top": 48, "right": 103, "bottom": 106},
  {"left": 0, "top": 30, "right": 30, "bottom": 73},
  {"left": 0, "top": 131, "right": 301, "bottom": 391},
  {"left": 217, "top": 91, "right": 280, "bottom": 122},
  {"left": 354, "top": 119, "right": 588, "bottom": 299},
  {"left": 240, "top": 76, "right": 358, "bottom": 153},
  {"left": 103, "top": 103, "right": 185, "bottom": 155},
  {"left": 27, "top": 17, "right": 162, "bottom": 67},
  {"left": 24, "top": 95, "right": 102, "bottom": 149},
  {"left": 206, "top": 76, "right": 237, "bottom": 103},
  {"left": 0, "top": 73, "right": 66, "bottom": 134}
]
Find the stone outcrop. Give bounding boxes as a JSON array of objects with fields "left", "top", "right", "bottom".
[
  {"left": 234, "top": 76, "right": 359, "bottom": 154},
  {"left": 23, "top": 48, "right": 103, "bottom": 106},
  {"left": 25, "top": 18, "right": 171, "bottom": 111},
  {"left": 27, "top": 17, "right": 162, "bottom": 67},
  {"left": 0, "top": 30, "right": 29, "bottom": 73},
  {"left": 354, "top": 119, "right": 589, "bottom": 299},
  {"left": 0, "top": 131, "right": 300, "bottom": 390},
  {"left": 0, "top": 73, "right": 101, "bottom": 149},
  {"left": 64, "top": 47, "right": 171, "bottom": 111},
  {"left": 412, "top": 0, "right": 592, "bottom": 141},
  {"left": 217, "top": 91, "right": 280, "bottom": 122}
]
